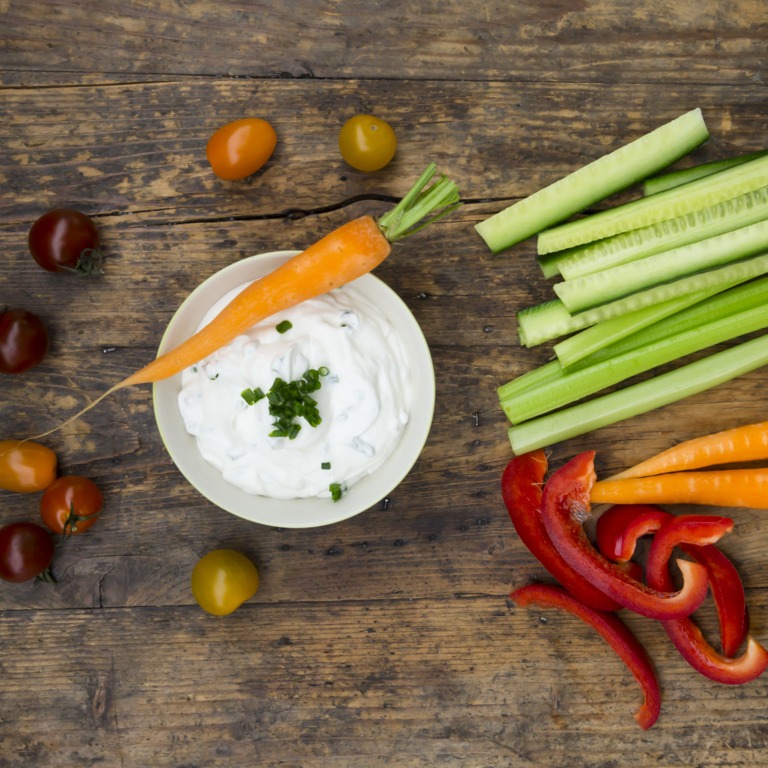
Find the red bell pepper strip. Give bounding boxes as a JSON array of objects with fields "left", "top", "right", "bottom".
[
  {"left": 511, "top": 583, "right": 661, "bottom": 730},
  {"left": 646, "top": 515, "right": 768, "bottom": 684},
  {"left": 502, "top": 451, "right": 625, "bottom": 612},
  {"left": 540, "top": 452, "right": 710, "bottom": 620},
  {"left": 596, "top": 504, "right": 749, "bottom": 657}
]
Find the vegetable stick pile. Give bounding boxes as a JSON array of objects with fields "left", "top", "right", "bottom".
[
  {"left": 505, "top": 423, "right": 768, "bottom": 729},
  {"left": 474, "top": 108, "right": 768, "bottom": 455}
]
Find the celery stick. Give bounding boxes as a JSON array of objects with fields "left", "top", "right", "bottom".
[
  {"left": 507, "top": 333, "right": 768, "bottom": 454},
  {"left": 475, "top": 109, "right": 709, "bottom": 253},
  {"left": 566, "top": 274, "right": 768, "bottom": 370},
  {"left": 643, "top": 150, "right": 768, "bottom": 196},
  {"left": 557, "top": 186, "right": 768, "bottom": 280},
  {"left": 552, "top": 281, "right": 735, "bottom": 367},
  {"left": 554, "top": 219, "right": 768, "bottom": 313},
  {"left": 517, "top": 252, "right": 768, "bottom": 346},
  {"left": 501, "top": 303, "right": 768, "bottom": 424},
  {"left": 497, "top": 359, "right": 563, "bottom": 401},
  {"left": 537, "top": 152, "right": 768, "bottom": 254}
]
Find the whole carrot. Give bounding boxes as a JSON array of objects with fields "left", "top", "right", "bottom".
[
  {"left": 610, "top": 420, "right": 768, "bottom": 480},
  {"left": 28, "top": 163, "right": 460, "bottom": 436},
  {"left": 592, "top": 468, "right": 768, "bottom": 509}
]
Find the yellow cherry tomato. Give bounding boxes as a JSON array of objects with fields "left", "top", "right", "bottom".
[
  {"left": 206, "top": 118, "right": 277, "bottom": 180},
  {"left": 338, "top": 114, "right": 397, "bottom": 172},
  {"left": 191, "top": 549, "right": 259, "bottom": 616},
  {"left": 0, "top": 439, "right": 57, "bottom": 493}
]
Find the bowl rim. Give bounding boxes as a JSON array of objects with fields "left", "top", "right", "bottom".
[{"left": 152, "top": 250, "right": 436, "bottom": 528}]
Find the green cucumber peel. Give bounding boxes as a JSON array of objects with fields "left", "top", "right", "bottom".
[
  {"left": 643, "top": 149, "right": 768, "bottom": 196},
  {"left": 507, "top": 331, "right": 768, "bottom": 455},
  {"left": 557, "top": 186, "right": 768, "bottom": 281},
  {"left": 554, "top": 219, "right": 768, "bottom": 313},
  {"left": 501, "top": 302, "right": 768, "bottom": 424},
  {"left": 475, "top": 109, "right": 709, "bottom": 254},
  {"left": 516, "top": 252, "right": 768, "bottom": 347},
  {"left": 538, "top": 151, "right": 768, "bottom": 255}
]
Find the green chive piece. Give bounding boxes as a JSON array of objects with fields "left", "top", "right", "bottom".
[
  {"left": 276, "top": 320, "right": 293, "bottom": 334},
  {"left": 330, "top": 483, "right": 343, "bottom": 502},
  {"left": 321, "top": 461, "right": 331, "bottom": 470}
]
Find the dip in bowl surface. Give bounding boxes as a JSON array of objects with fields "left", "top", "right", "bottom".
[{"left": 153, "top": 251, "right": 435, "bottom": 528}]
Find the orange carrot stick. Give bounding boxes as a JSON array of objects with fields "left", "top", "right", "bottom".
[
  {"left": 592, "top": 469, "right": 768, "bottom": 509},
  {"left": 610, "top": 420, "right": 768, "bottom": 480}
]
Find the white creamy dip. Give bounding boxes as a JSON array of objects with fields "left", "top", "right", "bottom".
[{"left": 177, "top": 281, "right": 412, "bottom": 500}]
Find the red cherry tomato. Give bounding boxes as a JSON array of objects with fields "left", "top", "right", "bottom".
[
  {"left": 206, "top": 118, "right": 277, "bottom": 180},
  {"left": 0, "top": 522, "right": 55, "bottom": 583},
  {"left": 40, "top": 475, "right": 103, "bottom": 535},
  {"left": 0, "top": 308, "right": 49, "bottom": 374},
  {"left": 28, "top": 208, "right": 101, "bottom": 274},
  {"left": 338, "top": 114, "right": 397, "bottom": 172}
]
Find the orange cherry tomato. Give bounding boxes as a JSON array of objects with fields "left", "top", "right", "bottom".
[
  {"left": 40, "top": 475, "right": 103, "bottom": 535},
  {"left": 0, "top": 440, "right": 57, "bottom": 493},
  {"left": 191, "top": 549, "right": 259, "bottom": 616},
  {"left": 338, "top": 114, "right": 397, "bottom": 172},
  {"left": 206, "top": 118, "right": 277, "bottom": 180}
]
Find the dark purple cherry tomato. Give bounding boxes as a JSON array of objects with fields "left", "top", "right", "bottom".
[
  {"left": 0, "top": 307, "right": 49, "bottom": 374},
  {"left": 0, "top": 522, "right": 55, "bottom": 583},
  {"left": 28, "top": 208, "right": 102, "bottom": 275}
]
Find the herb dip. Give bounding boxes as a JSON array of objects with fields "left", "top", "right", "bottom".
[{"left": 177, "top": 281, "right": 412, "bottom": 500}]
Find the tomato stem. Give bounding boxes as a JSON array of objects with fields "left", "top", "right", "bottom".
[{"left": 62, "top": 248, "right": 104, "bottom": 276}]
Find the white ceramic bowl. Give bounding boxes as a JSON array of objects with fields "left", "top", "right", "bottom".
[{"left": 153, "top": 250, "right": 435, "bottom": 528}]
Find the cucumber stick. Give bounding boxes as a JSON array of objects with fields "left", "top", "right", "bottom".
[
  {"left": 517, "top": 251, "right": 768, "bottom": 346},
  {"left": 507, "top": 332, "right": 768, "bottom": 455},
  {"left": 502, "top": 302, "right": 768, "bottom": 424},
  {"left": 643, "top": 149, "right": 768, "bottom": 196},
  {"left": 538, "top": 151, "right": 768, "bottom": 254},
  {"left": 474, "top": 109, "right": 709, "bottom": 253},
  {"left": 556, "top": 186, "right": 768, "bottom": 280},
  {"left": 554, "top": 219, "right": 768, "bottom": 313}
]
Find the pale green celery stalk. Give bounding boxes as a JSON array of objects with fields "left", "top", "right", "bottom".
[
  {"left": 516, "top": 252, "right": 768, "bottom": 347},
  {"left": 554, "top": 219, "right": 768, "bottom": 313},
  {"left": 501, "top": 303, "right": 768, "bottom": 424},
  {"left": 537, "top": 152, "right": 768, "bottom": 254},
  {"left": 643, "top": 150, "right": 768, "bottom": 196},
  {"left": 565, "top": 274, "right": 768, "bottom": 371},
  {"left": 552, "top": 281, "right": 735, "bottom": 368},
  {"left": 475, "top": 109, "right": 709, "bottom": 253},
  {"left": 506, "top": 332, "right": 768, "bottom": 455},
  {"left": 506, "top": 275, "right": 764, "bottom": 399},
  {"left": 557, "top": 186, "right": 768, "bottom": 280}
]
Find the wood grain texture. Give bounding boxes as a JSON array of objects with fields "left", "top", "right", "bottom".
[{"left": 2, "top": 0, "right": 768, "bottom": 765}]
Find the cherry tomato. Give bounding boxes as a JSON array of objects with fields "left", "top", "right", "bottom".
[
  {"left": 206, "top": 118, "right": 277, "bottom": 180},
  {"left": 0, "top": 522, "right": 55, "bottom": 583},
  {"left": 28, "top": 208, "right": 101, "bottom": 274},
  {"left": 338, "top": 114, "right": 397, "bottom": 172},
  {"left": 40, "top": 475, "right": 103, "bottom": 536},
  {"left": 191, "top": 549, "right": 259, "bottom": 616},
  {"left": 0, "top": 440, "right": 57, "bottom": 493},
  {"left": 0, "top": 307, "right": 49, "bottom": 374}
]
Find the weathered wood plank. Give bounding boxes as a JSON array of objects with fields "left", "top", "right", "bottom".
[
  {"left": 1, "top": 0, "right": 765, "bottom": 86},
  {"left": 1, "top": 79, "right": 765, "bottom": 224},
  {"left": 1, "top": 598, "right": 767, "bottom": 768}
]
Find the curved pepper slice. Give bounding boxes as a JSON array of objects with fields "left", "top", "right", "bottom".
[
  {"left": 596, "top": 504, "right": 749, "bottom": 657},
  {"left": 540, "top": 452, "right": 709, "bottom": 620},
  {"left": 646, "top": 515, "right": 768, "bottom": 685},
  {"left": 502, "top": 451, "right": 625, "bottom": 612},
  {"left": 511, "top": 583, "right": 661, "bottom": 730}
]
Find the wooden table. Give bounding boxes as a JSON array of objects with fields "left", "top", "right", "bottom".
[{"left": 2, "top": 2, "right": 767, "bottom": 765}]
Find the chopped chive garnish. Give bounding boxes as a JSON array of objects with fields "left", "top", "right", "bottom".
[
  {"left": 244, "top": 367, "right": 331, "bottom": 439},
  {"left": 276, "top": 320, "right": 293, "bottom": 334},
  {"left": 321, "top": 461, "right": 331, "bottom": 470},
  {"left": 330, "top": 482, "right": 343, "bottom": 502}
]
